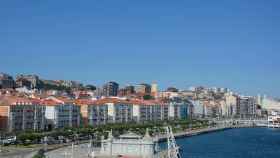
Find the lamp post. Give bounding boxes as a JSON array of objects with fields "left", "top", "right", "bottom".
[
  {"left": 43, "top": 136, "right": 48, "bottom": 152},
  {"left": 71, "top": 142, "right": 74, "bottom": 158}
]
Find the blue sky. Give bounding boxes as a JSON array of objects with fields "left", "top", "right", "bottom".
[{"left": 0, "top": 0, "right": 279, "bottom": 96}]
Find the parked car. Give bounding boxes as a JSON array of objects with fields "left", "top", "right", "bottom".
[{"left": 2, "top": 136, "right": 17, "bottom": 145}]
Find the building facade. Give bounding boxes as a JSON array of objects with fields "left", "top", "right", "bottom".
[
  {"left": 168, "top": 100, "right": 189, "bottom": 120},
  {"left": 103, "top": 81, "right": 119, "bottom": 97},
  {"left": 132, "top": 100, "right": 169, "bottom": 122},
  {"left": 16, "top": 74, "right": 41, "bottom": 89},
  {"left": 0, "top": 97, "right": 45, "bottom": 132},
  {"left": 0, "top": 73, "right": 15, "bottom": 89},
  {"left": 118, "top": 85, "right": 135, "bottom": 97},
  {"left": 43, "top": 97, "right": 80, "bottom": 129},
  {"left": 237, "top": 96, "right": 257, "bottom": 118},
  {"left": 135, "top": 83, "right": 151, "bottom": 95},
  {"left": 76, "top": 98, "right": 191, "bottom": 126},
  {"left": 225, "top": 94, "right": 237, "bottom": 116},
  {"left": 100, "top": 131, "right": 156, "bottom": 157}
]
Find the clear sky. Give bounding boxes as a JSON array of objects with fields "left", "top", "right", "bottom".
[{"left": 0, "top": 0, "right": 279, "bottom": 96}]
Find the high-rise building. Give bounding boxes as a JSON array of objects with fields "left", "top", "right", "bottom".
[
  {"left": 237, "top": 96, "right": 257, "bottom": 118},
  {"left": 103, "top": 81, "right": 119, "bottom": 97},
  {"left": 93, "top": 87, "right": 103, "bottom": 97}
]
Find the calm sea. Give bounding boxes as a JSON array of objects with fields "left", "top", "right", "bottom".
[{"left": 163, "top": 128, "right": 280, "bottom": 158}]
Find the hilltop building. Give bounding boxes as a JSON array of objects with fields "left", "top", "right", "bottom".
[
  {"left": 16, "top": 74, "right": 41, "bottom": 89},
  {"left": 103, "top": 81, "right": 119, "bottom": 97},
  {"left": 151, "top": 83, "right": 158, "bottom": 98},
  {"left": 0, "top": 73, "right": 15, "bottom": 89},
  {"left": 118, "top": 85, "right": 135, "bottom": 97},
  {"left": 135, "top": 83, "right": 151, "bottom": 95}
]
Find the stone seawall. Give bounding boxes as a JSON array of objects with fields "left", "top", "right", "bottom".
[{"left": 157, "top": 124, "right": 265, "bottom": 142}]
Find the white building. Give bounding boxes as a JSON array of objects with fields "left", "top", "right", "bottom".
[
  {"left": 168, "top": 100, "right": 189, "bottom": 120},
  {"left": 191, "top": 100, "right": 204, "bottom": 118},
  {"left": 100, "top": 130, "right": 157, "bottom": 158},
  {"left": 132, "top": 100, "right": 169, "bottom": 122},
  {"left": 225, "top": 94, "right": 237, "bottom": 116},
  {"left": 151, "top": 83, "right": 158, "bottom": 98},
  {"left": 42, "top": 97, "right": 80, "bottom": 129},
  {"left": 262, "top": 96, "right": 280, "bottom": 111},
  {"left": 268, "top": 110, "right": 280, "bottom": 128}
]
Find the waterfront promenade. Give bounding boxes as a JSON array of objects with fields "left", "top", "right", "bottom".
[
  {"left": 0, "top": 118, "right": 268, "bottom": 158},
  {"left": 158, "top": 118, "right": 268, "bottom": 141},
  {"left": 44, "top": 124, "right": 261, "bottom": 158},
  {"left": 0, "top": 147, "right": 38, "bottom": 158}
]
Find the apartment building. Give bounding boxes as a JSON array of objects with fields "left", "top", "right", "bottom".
[
  {"left": 135, "top": 83, "right": 151, "bottom": 95},
  {"left": 0, "top": 73, "right": 15, "bottom": 89},
  {"left": 76, "top": 98, "right": 133, "bottom": 126},
  {"left": 105, "top": 99, "right": 133, "bottom": 123},
  {"left": 75, "top": 99, "right": 109, "bottom": 126},
  {"left": 16, "top": 74, "right": 41, "bottom": 89},
  {"left": 225, "top": 93, "right": 237, "bottom": 116},
  {"left": 75, "top": 97, "right": 191, "bottom": 127},
  {"left": 42, "top": 97, "right": 80, "bottom": 130},
  {"left": 132, "top": 100, "right": 168, "bottom": 123},
  {"left": 237, "top": 96, "right": 257, "bottom": 118},
  {"left": 0, "top": 96, "right": 45, "bottom": 132},
  {"left": 118, "top": 85, "right": 135, "bottom": 97},
  {"left": 103, "top": 81, "right": 119, "bottom": 97},
  {"left": 168, "top": 101, "right": 189, "bottom": 120}
]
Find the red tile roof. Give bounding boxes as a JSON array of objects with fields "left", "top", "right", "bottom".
[
  {"left": 74, "top": 98, "right": 167, "bottom": 106},
  {"left": 41, "top": 97, "right": 73, "bottom": 106},
  {"left": 0, "top": 96, "right": 42, "bottom": 106},
  {"left": 41, "top": 99, "right": 61, "bottom": 106},
  {"left": 74, "top": 99, "right": 95, "bottom": 105}
]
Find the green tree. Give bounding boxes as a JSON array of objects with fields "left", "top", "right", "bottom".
[{"left": 143, "top": 95, "right": 154, "bottom": 100}]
